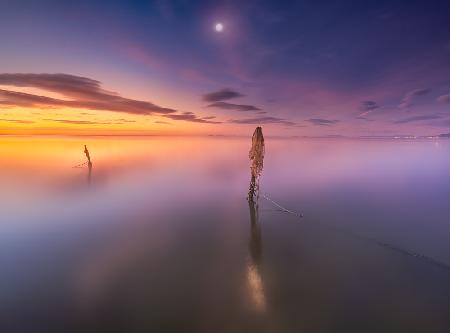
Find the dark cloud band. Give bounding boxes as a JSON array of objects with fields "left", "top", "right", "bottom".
[
  {"left": 0, "top": 73, "right": 218, "bottom": 124},
  {"left": 393, "top": 114, "right": 442, "bottom": 124},
  {"left": 305, "top": 118, "right": 340, "bottom": 126},
  {"left": 202, "top": 88, "right": 244, "bottom": 102},
  {"left": 207, "top": 101, "right": 261, "bottom": 112},
  {"left": 228, "top": 116, "right": 296, "bottom": 126}
]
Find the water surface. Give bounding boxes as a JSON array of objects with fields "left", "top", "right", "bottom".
[{"left": 1, "top": 136, "right": 450, "bottom": 332}]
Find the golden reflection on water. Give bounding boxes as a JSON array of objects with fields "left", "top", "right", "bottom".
[
  {"left": 247, "top": 197, "right": 265, "bottom": 312},
  {"left": 247, "top": 261, "right": 265, "bottom": 311},
  {"left": 2, "top": 134, "right": 450, "bottom": 330}
]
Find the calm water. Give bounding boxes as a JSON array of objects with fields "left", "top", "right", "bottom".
[{"left": 1, "top": 136, "right": 450, "bottom": 332}]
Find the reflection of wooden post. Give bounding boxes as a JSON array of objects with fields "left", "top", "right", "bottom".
[
  {"left": 248, "top": 196, "right": 261, "bottom": 265},
  {"left": 248, "top": 174, "right": 256, "bottom": 203}
]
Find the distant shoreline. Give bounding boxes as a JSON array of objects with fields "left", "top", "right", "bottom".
[{"left": 0, "top": 133, "right": 447, "bottom": 140}]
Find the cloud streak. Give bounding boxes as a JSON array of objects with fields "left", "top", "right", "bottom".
[
  {"left": 228, "top": 116, "right": 296, "bottom": 126},
  {"left": 399, "top": 89, "right": 431, "bottom": 109},
  {"left": 0, "top": 118, "right": 35, "bottom": 124},
  {"left": 437, "top": 94, "right": 450, "bottom": 104},
  {"left": 360, "top": 101, "right": 379, "bottom": 111},
  {"left": 202, "top": 88, "right": 244, "bottom": 102},
  {"left": 0, "top": 73, "right": 222, "bottom": 124},
  {"left": 305, "top": 118, "right": 340, "bottom": 126},
  {"left": 164, "top": 112, "right": 221, "bottom": 124},
  {"left": 207, "top": 101, "right": 261, "bottom": 112},
  {"left": 358, "top": 100, "right": 380, "bottom": 116},
  {"left": 42, "top": 118, "right": 136, "bottom": 125},
  {"left": 393, "top": 114, "right": 442, "bottom": 124},
  {"left": 154, "top": 120, "right": 172, "bottom": 125},
  {"left": 0, "top": 74, "right": 176, "bottom": 115}
]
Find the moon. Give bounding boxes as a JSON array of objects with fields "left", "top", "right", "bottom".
[{"left": 215, "top": 22, "right": 224, "bottom": 32}]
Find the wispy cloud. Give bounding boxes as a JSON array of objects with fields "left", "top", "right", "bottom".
[
  {"left": 42, "top": 118, "right": 135, "bottom": 125},
  {"left": 393, "top": 114, "right": 442, "bottom": 124},
  {"left": 305, "top": 118, "right": 340, "bottom": 126},
  {"left": 358, "top": 100, "right": 380, "bottom": 116},
  {"left": 437, "top": 94, "right": 450, "bottom": 104},
  {"left": 43, "top": 119, "right": 109, "bottom": 125},
  {"left": 228, "top": 116, "right": 296, "bottom": 126},
  {"left": 112, "top": 118, "right": 136, "bottom": 123},
  {"left": 0, "top": 118, "right": 35, "bottom": 124},
  {"left": 202, "top": 88, "right": 244, "bottom": 102},
  {"left": 164, "top": 112, "right": 221, "bottom": 124},
  {"left": 399, "top": 89, "right": 431, "bottom": 109},
  {"left": 437, "top": 119, "right": 450, "bottom": 127},
  {"left": 207, "top": 101, "right": 261, "bottom": 112},
  {"left": 356, "top": 116, "right": 375, "bottom": 122},
  {"left": 360, "top": 101, "right": 379, "bottom": 111},
  {"left": 154, "top": 120, "right": 172, "bottom": 125}
]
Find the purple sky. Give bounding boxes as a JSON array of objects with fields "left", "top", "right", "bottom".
[{"left": 0, "top": 0, "right": 450, "bottom": 136}]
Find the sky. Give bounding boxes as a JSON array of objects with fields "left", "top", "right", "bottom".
[{"left": 0, "top": 0, "right": 449, "bottom": 136}]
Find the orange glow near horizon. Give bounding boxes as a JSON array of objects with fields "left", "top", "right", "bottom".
[
  {"left": 0, "top": 105, "right": 223, "bottom": 136},
  {"left": 0, "top": 82, "right": 226, "bottom": 136}
]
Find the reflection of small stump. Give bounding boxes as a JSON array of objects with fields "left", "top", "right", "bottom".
[
  {"left": 249, "top": 197, "right": 262, "bottom": 264},
  {"left": 87, "top": 161, "right": 93, "bottom": 185},
  {"left": 248, "top": 175, "right": 258, "bottom": 203}
]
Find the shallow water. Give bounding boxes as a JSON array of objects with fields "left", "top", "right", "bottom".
[{"left": 1, "top": 136, "right": 450, "bottom": 332}]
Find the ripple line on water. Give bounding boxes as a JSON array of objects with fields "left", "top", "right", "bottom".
[{"left": 261, "top": 193, "right": 450, "bottom": 271}]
